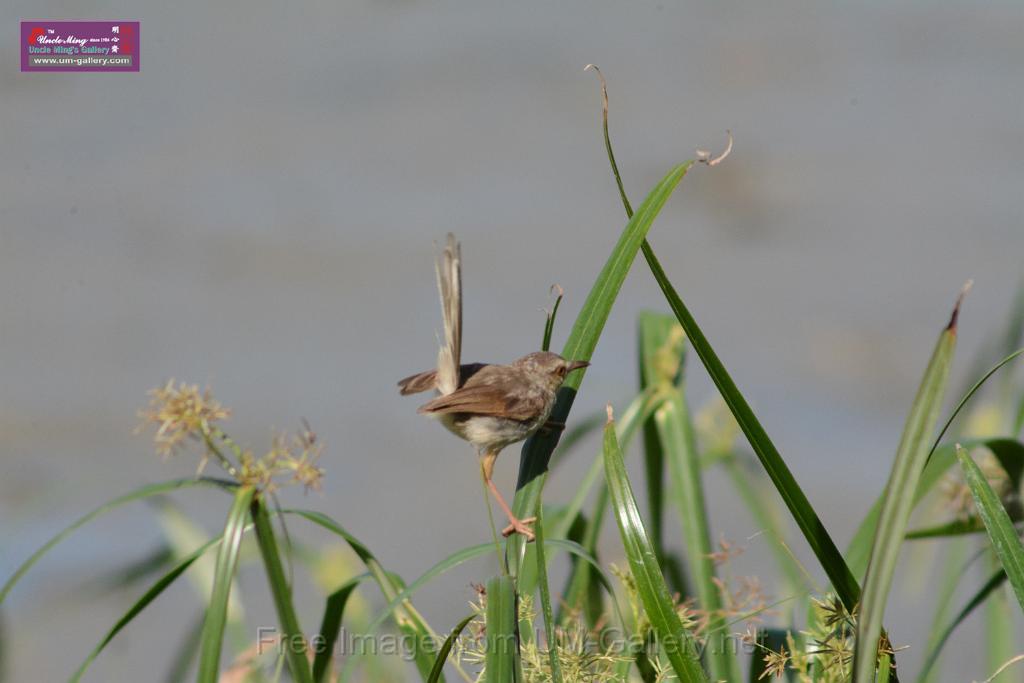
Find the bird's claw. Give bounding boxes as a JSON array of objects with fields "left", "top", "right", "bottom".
[{"left": 501, "top": 516, "right": 537, "bottom": 542}]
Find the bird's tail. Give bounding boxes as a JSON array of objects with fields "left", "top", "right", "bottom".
[{"left": 435, "top": 233, "right": 461, "bottom": 395}]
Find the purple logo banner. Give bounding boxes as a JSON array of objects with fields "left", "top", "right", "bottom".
[{"left": 21, "top": 21, "right": 139, "bottom": 72}]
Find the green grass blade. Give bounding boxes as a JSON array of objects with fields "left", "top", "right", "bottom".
[
  {"left": 582, "top": 63, "right": 857, "bottom": 615},
  {"left": 639, "top": 312, "right": 738, "bottom": 682},
  {"left": 918, "top": 567, "right": 1007, "bottom": 681},
  {"left": 847, "top": 439, "right": 1001, "bottom": 575},
  {"left": 1, "top": 477, "right": 235, "bottom": 604},
  {"left": 641, "top": 240, "right": 862, "bottom": 614},
  {"left": 197, "top": 485, "right": 256, "bottom": 683},
  {"left": 485, "top": 575, "right": 518, "bottom": 683},
  {"left": 507, "top": 160, "right": 695, "bottom": 577},
  {"left": 554, "top": 390, "right": 669, "bottom": 621},
  {"left": 602, "top": 407, "right": 707, "bottom": 683},
  {"left": 287, "top": 509, "right": 444, "bottom": 682},
  {"left": 956, "top": 444, "right": 1024, "bottom": 608},
  {"left": 533, "top": 503, "right": 564, "bottom": 683},
  {"left": 427, "top": 614, "right": 476, "bottom": 683},
  {"left": 984, "top": 564, "right": 1016, "bottom": 683},
  {"left": 541, "top": 286, "right": 564, "bottom": 353},
  {"left": 312, "top": 574, "right": 370, "bottom": 683},
  {"left": 852, "top": 304, "right": 959, "bottom": 683},
  {"left": 70, "top": 536, "right": 222, "bottom": 682},
  {"left": 251, "top": 497, "right": 313, "bottom": 683},
  {"left": 915, "top": 538, "right": 968, "bottom": 683}
]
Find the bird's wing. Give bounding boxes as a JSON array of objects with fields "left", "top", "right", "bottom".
[
  {"left": 435, "top": 233, "right": 461, "bottom": 395},
  {"left": 417, "top": 384, "right": 541, "bottom": 421}
]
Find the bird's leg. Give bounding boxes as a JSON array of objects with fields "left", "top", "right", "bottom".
[{"left": 480, "top": 451, "right": 535, "bottom": 541}]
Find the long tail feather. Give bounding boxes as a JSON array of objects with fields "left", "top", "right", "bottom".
[{"left": 435, "top": 233, "right": 461, "bottom": 395}]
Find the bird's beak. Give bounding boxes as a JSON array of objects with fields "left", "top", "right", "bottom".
[{"left": 566, "top": 360, "right": 590, "bottom": 374}]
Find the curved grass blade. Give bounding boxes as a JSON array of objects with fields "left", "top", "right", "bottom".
[
  {"left": 524, "top": 389, "right": 663, "bottom": 605},
  {"left": 847, "top": 439, "right": 976, "bottom": 575},
  {"left": 312, "top": 574, "right": 371, "bottom": 683},
  {"left": 197, "top": 485, "right": 256, "bottom": 683},
  {"left": 852, "top": 300, "right": 960, "bottom": 683},
  {"left": 603, "top": 407, "right": 707, "bottom": 683},
  {"left": 485, "top": 575, "right": 518, "bottom": 683},
  {"left": 427, "top": 614, "right": 476, "bottom": 683},
  {"left": 584, "top": 60, "right": 862, "bottom": 615},
  {"left": 507, "top": 160, "right": 695, "bottom": 577},
  {"left": 70, "top": 535, "right": 223, "bottom": 682},
  {"left": 639, "top": 312, "right": 738, "bottom": 682},
  {"left": 533, "top": 503, "right": 564, "bottom": 683},
  {"left": 339, "top": 536, "right": 625, "bottom": 682},
  {"left": 1, "top": 476, "right": 235, "bottom": 604},
  {"left": 918, "top": 567, "right": 1007, "bottom": 681},
  {"left": 286, "top": 508, "right": 443, "bottom": 681},
  {"left": 642, "top": 241, "right": 863, "bottom": 614},
  {"left": 915, "top": 538, "right": 968, "bottom": 683},
  {"left": 251, "top": 497, "right": 312, "bottom": 683},
  {"left": 956, "top": 444, "right": 1024, "bottom": 608},
  {"left": 541, "top": 286, "right": 564, "bottom": 353}
]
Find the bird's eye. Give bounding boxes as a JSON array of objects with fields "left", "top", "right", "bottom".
[{"left": 557, "top": 366, "right": 567, "bottom": 378}]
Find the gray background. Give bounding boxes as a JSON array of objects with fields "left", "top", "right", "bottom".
[{"left": 2, "top": 1, "right": 1023, "bottom": 680}]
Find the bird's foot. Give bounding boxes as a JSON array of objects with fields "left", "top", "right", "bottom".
[{"left": 501, "top": 516, "right": 537, "bottom": 542}]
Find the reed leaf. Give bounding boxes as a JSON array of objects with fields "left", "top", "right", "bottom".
[
  {"left": 70, "top": 535, "right": 222, "bottom": 682},
  {"left": 1, "top": 477, "right": 235, "bottom": 604},
  {"left": 427, "top": 614, "right": 476, "bottom": 683},
  {"left": 197, "top": 485, "right": 256, "bottom": 683},
  {"left": 507, "top": 160, "right": 695, "bottom": 576},
  {"left": 639, "top": 311, "right": 738, "bottom": 682},
  {"left": 852, "top": 301, "right": 960, "bottom": 683},
  {"left": 251, "top": 497, "right": 313, "bottom": 683},
  {"left": 485, "top": 574, "right": 519, "bottom": 683},
  {"left": 956, "top": 444, "right": 1024, "bottom": 608},
  {"left": 603, "top": 407, "right": 707, "bottom": 683}
]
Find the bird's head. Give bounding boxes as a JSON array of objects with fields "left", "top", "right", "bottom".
[{"left": 514, "top": 351, "right": 590, "bottom": 392}]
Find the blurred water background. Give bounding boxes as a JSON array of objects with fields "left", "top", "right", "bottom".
[{"left": 2, "top": 1, "right": 1023, "bottom": 680}]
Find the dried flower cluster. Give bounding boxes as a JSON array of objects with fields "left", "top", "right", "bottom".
[
  {"left": 138, "top": 380, "right": 323, "bottom": 492},
  {"left": 139, "top": 380, "right": 231, "bottom": 456}
]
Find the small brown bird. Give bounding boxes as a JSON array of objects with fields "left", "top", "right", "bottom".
[{"left": 398, "top": 234, "right": 588, "bottom": 540}]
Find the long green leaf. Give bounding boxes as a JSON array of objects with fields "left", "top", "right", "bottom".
[
  {"left": 427, "top": 614, "right": 476, "bottom": 683},
  {"left": 956, "top": 444, "right": 1024, "bottom": 608},
  {"left": 312, "top": 574, "right": 370, "bottom": 683},
  {"left": 603, "top": 408, "right": 707, "bottom": 683},
  {"left": 852, "top": 304, "right": 959, "bottom": 683},
  {"left": 287, "top": 508, "right": 442, "bottom": 681},
  {"left": 847, "top": 439, "right": 1023, "bottom": 574},
  {"left": 533, "top": 503, "right": 564, "bottom": 683},
  {"left": 485, "top": 575, "right": 518, "bottom": 683},
  {"left": 582, "top": 65, "right": 858, "bottom": 614},
  {"left": 642, "top": 242, "right": 863, "bottom": 614},
  {"left": 918, "top": 566, "right": 1007, "bottom": 681},
  {"left": 251, "top": 497, "right": 313, "bottom": 683},
  {"left": 507, "top": 160, "right": 695, "bottom": 576},
  {"left": 70, "top": 536, "right": 222, "bottom": 682},
  {"left": 639, "top": 312, "right": 738, "bottom": 682},
  {"left": 915, "top": 538, "right": 968, "bottom": 683},
  {"left": 1, "top": 477, "right": 235, "bottom": 604},
  {"left": 197, "top": 485, "right": 256, "bottom": 683}
]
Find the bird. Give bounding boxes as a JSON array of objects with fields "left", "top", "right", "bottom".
[{"left": 397, "top": 234, "right": 588, "bottom": 540}]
